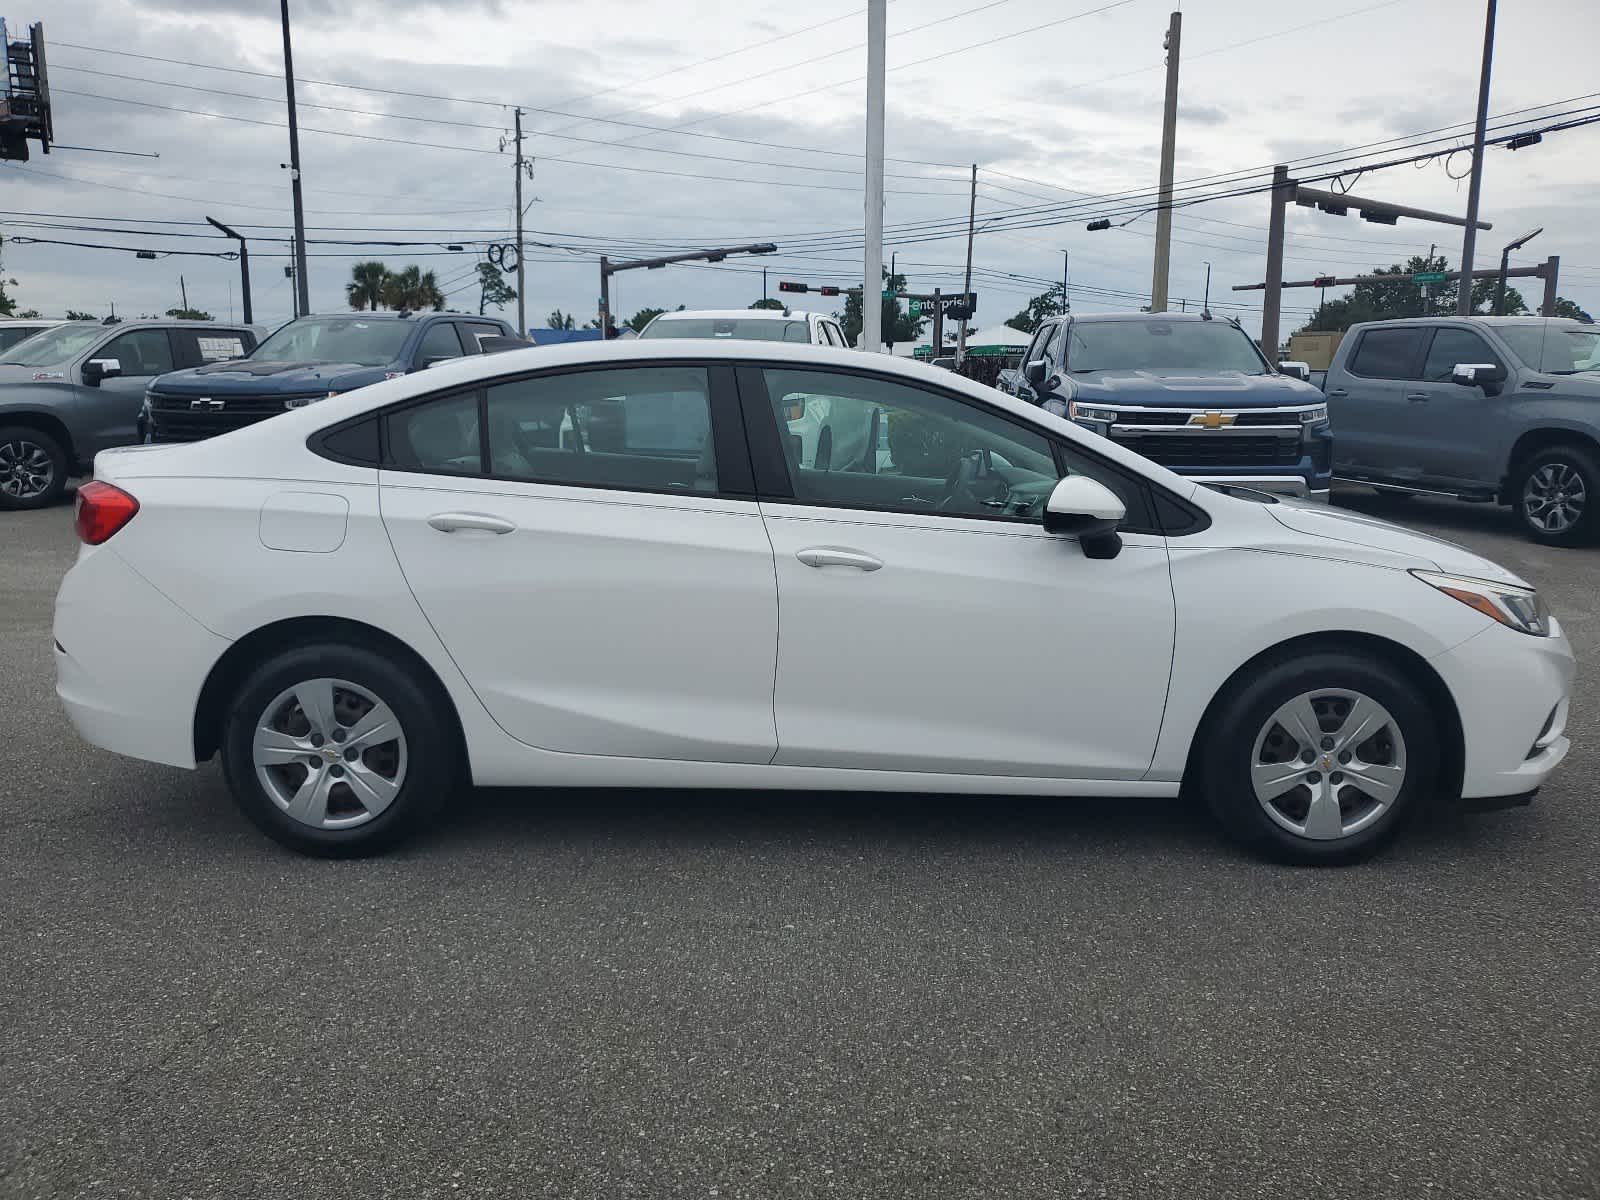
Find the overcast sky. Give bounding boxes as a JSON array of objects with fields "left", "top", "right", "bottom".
[{"left": 6, "top": 0, "right": 1598, "bottom": 339}]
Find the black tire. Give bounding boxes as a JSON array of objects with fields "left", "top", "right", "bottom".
[
  {"left": 1198, "top": 650, "right": 1438, "bottom": 866},
  {"left": 220, "top": 642, "right": 458, "bottom": 856},
  {"left": 0, "top": 424, "right": 69, "bottom": 511},
  {"left": 1511, "top": 444, "right": 1600, "bottom": 547}
]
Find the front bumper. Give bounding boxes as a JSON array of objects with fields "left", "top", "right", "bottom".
[{"left": 1429, "top": 618, "right": 1575, "bottom": 802}]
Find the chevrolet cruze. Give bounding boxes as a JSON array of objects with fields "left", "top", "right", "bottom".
[{"left": 54, "top": 341, "right": 1573, "bottom": 862}]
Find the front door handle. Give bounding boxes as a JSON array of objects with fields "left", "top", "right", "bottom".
[
  {"left": 427, "top": 511, "right": 516, "bottom": 535},
  {"left": 1325, "top": 388, "right": 1348, "bottom": 398},
  {"left": 1405, "top": 392, "right": 1430, "bottom": 403},
  {"left": 796, "top": 546, "right": 883, "bottom": 572}
]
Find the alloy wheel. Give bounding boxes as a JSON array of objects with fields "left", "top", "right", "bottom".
[
  {"left": 1250, "top": 688, "right": 1407, "bottom": 842},
  {"left": 1523, "top": 462, "right": 1587, "bottom": 534},
  {"left": 0, "top": 438, "right": 54, "bottom": 500},
  {"left": 252, "top": 678, "right": 408, "bottom": 830}
]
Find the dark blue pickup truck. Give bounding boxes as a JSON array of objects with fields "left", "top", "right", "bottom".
[
  {"left": 143, "top": 311, "right": 518, "bottom": 443},
  {"left": 1000, "top": 312, "right": 1332, "bottom": 500}
]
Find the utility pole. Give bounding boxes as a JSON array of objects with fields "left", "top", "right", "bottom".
[
  {"left": 1457, "top": 0, "right": 1497, "bottom": 315},
  {"left": 957, "top": 162, "right": 977, "bottom": 366},
  {"left": 279, "top": 0, "right": 311, "bottom": 318},
  {"left": 1260, "top": 164, "right": 1290, "bottom": 358},
  {"left": 862, "top": 0, "right": 887, "bottom": 352},
  {"left": 1062, "top": 250, "right": 1070, "bottom": 312},
  {"left": 512, "top": 107, "right": 528, "bottom": 336},
  {"left": 598, "top": 254, "right": 610, "bottom": 334},
  {"left": 1149, "top": 10, "right": 1182, "bottom": 313},
  {"left": 206, "top": 217, "right": 253, "bottom": 324},
  {"left": 1202, "top": 260, "right": 1212, "bottom": 312},
  {"left": 179, "top": 274, "right": 188, "bottom": 313},
  {"left": 288, "top": 236, "right": 299, "bottom": 319},
  {"left": 763, "top": 266, "right": 768, "bottom": 305}
]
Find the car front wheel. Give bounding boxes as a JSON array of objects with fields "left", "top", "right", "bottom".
[
  {"left": 221, "top": 643, "right": 456, "bottom": 856},
  {"left": 1513, "top": 445, "right": 1598, "bottom": 546},
  {"left": 0, "top": 425, "right": 68, "bottom": 510},
  {"left": 1200, "top": 651, "right": 1438, "bottom": 865}
]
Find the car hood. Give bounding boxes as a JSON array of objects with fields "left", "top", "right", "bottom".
[
  {"left": 152, "top": 360, "right": 391, "bottom": 394},
  {"left": 1069, "top": 370, "right": 1322, "bottom": 408},
  {"left": 1265, "top": 498, "right": 1531, "bottom": 586}
]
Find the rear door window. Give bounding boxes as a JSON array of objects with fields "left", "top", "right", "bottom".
[
  {"left": 174, "top": 329, "right": 252, "bottom": 367},
  {"left": 1349, "top": 328, "right": 1424, "bottom": 379}
]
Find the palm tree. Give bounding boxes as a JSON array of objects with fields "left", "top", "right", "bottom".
[
  {"left": 379, "top": 265, "right": 447, "bottom": 313},
  {"left": 346, "top": 261, "right": 389, "bottom": 311},
  {"left": 546, "top": 308, "right": 576, "bottom": 330}
]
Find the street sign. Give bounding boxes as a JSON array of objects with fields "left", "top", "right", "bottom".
[
  {"left": 882, "top": 289, "right": 895, "bottom": 299},
  {"left": 1411, "top": 271, "right": 1447, "bottom": 284},
  {"left": 909, "top": 299, "right": 922, "bottom": 318}
]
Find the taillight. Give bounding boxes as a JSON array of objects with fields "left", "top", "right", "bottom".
[{"left": 74, "top": 481, "right": 140, "bottom": 545}]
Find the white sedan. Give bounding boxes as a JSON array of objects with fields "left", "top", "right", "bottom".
[{"left": 55, "top": 340, "right": 1573, "bottom": 863}]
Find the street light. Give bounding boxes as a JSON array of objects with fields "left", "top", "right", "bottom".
[
  {"left": 206, "top": 216, "right": 253, "bottom": 325},
  {"left": 1495, "top": 226, "right": 1543, "bottom": 315},
  {"left": 598, "top": 243, "right": 777, "bottom": 334}
]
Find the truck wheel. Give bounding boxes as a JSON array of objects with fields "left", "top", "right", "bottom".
[
  {"left": 0, "top": 425, "right": 69, "bottom": 510},
  {"left": 1513, "top": 445, "right": 1599, "bottom": 546}
]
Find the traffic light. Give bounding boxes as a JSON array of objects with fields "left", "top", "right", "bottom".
[
  {"left": 1086, "top": 219, "right": 1112, "bottom": 232},
  {"left": 1359, "top": 210, "right": 1399, "bottom": 225},
  {"left": 819, "top": 286, "right": 841, "bottom": 297},
  {"left": 1312, "top": 276, "right": 1336, "bottom": 288},
  {"left": 944, "top": 304, "right": 971, "bottom": 321},
  {"left": 778, "top": 281, "right": 808, "bottom": 293}
]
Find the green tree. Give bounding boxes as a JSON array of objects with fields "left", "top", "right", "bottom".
[
  {"left": 65, "top": 309, "right": 96, "bottom": 320},
  {"left": 1552, "top": 297, "right": 1593, "bottom": 321},
  {"left": 626, "top": 307, "right": 666, "bottom": 333},
  {"left": 1005, "top": 285, "right": 1067, "bottom": 334},
  {"left": 749, "top": 298, "right": 785, "bottom": 311},
  {"left": 475, "top": 261, "right": 517, "bottom": 315},
  {"left": 165, "top": 306, "right": 213, "bottom": 320},
  {"left": 838, "top": 271, "right": 926, "bottom": 349},
  {"left": 546, "top": 308, "right": 576, "bottom": 330},
  {"left": 380, "top": 265, "right": 446, "bottom": 312},
  {"left": 346, "top": 261, "right": 389, "bottom": 311}
]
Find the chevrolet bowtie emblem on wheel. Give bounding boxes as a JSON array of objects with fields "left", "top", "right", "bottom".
[
  {"left": 190, "top": 398, "right": 225, "bottom": 411},
  {"left": 1190, "top": 411, "right": 1235, "bottom": 428}
]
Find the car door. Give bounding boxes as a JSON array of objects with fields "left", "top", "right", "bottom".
[
  {"left": 742, "top": 364, "right": 1175, "bottom": 780},
  {"left": 1405, "top": 325, "right": 1509, "bottom": 485},
  {"left": 377, "top": 361, "right": 779, "bottom": 763},
  {"left": 1327, "top": 325, "right": 1425, "bottom": 478},
  {"left": 74, "top": 327, "right": 177, "bottom": 454},
  {"left": 412, "top": 321, "right": 466, "bottom": 371}
]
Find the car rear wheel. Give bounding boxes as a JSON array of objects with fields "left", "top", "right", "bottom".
[
  {"left": 1199, "top": 651, "right": 1437, "bottom": 865},
  {"left": 221, "top": 643, "right": 456, "bottom": 856},
  {"left": 1513, "top": 445, "right": 1598, "bottom": 546},
  {"left": 0, "top": 425, "right": 68, "bottom": 510}
]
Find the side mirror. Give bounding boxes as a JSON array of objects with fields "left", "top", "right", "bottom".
[
  {"left": 421, "top": 355, "right": 458, "bottom": 369},
  {"left": 1043, "top": 475, "right": 1126, "bottom": 559},
  {"left": 1024, "top": 357, "right": 1049, "bottom": 387},
  {"left": 1451, "top": 362, "right": 1507, "bottom": 389},
  {"left": 1278, "top": 360, "right": 1311, "bottom": 382},
  {"left": 82, "top": 358, "right": 123, "bottom": 386}
]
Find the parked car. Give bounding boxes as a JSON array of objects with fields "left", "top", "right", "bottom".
[
  {"left": 57, "top": 341, "right": 1570, "bottom": 864},
  {"left": 638, "top": 307, "right": 852, "bottom": 348},
  {"left": 1000, "top": 312, "right": 1332, "bottom": 500},
  {"left": 143, "top": 311, "right": 518, "bottom": 445},
  {"left": 0, "top": 316, "right": 64, "bottom": 355},
  {"left": 1324, "top": 316, "right": 1600, "bottom": 545},
  {"left": 0, "top": 319, "right": 261, "bottom": 509}
]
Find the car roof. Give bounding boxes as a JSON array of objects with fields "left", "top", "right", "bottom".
[
  {"left": 1346, "top": 315, "right": 1589, "bottom": 330},
  {"left": 1055, "top": 311, "right": 1221, "bottom": 325},
  {"left": 0, "top": 317, "right": 63, "bottom": 325},
  {"left": 296, "top": 310, "right": 490, "bottom": 321},
  {"left": 649, "top": 309, "right": 821, "bottom": 321}
]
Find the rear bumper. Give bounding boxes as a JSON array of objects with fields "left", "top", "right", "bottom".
[
  {"left": 1429, "top": 620, "right": 1575, "bottom": 801},
  {"left": 54, "top": 546, "right": 226, "bottom": 769}
]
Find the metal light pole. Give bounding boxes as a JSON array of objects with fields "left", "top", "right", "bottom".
[
  {"left": 1149, "top": 10, "right": 1182, "bottom": 313},
  {"left": 862, "top": 0, "right": 887, "bottom": 352},
  {"left": 1495, "top": 226, "right": 1542, "bottom": 314},
  {"left": 206, "top": 216, "right": 252, "bottom": 324},
  {"left": 279, "top": 0, "right": 311, "bottom": 317},
  {"left": 1457, "top": 0, "right": 1498, "bottom": 315},
  {"left": 1202, "top": 260, "right": 1211, "bottom": 313}
]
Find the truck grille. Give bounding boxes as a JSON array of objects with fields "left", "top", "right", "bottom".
[
  {"left": 1112, "top": 409, "right": 1301, "bottom": 428},
  {"left": 146, "top": 392, "right": 314, "bottom": 443},
  {"left": 1112, "top": 431, "right": 1302, "bottom": 467}
]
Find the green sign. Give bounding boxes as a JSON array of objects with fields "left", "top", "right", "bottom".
[
  {"left": 1412, "top": 271, "right": 1447, "bottom": 284},
  {"left": 909, "top": 299, "right": 922, "bottom": 318},
  {"left": 882, "top": 289, "right": 896, "bottom": 299}
]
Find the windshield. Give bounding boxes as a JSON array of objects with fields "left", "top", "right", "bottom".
[
  {"left": 251, "top": 317, "right": 414, "bottom": 366},
  {"left": 1496, "top": 322, "right": 1600, "bottom": 374},
  {"left": 1, "top": 323, "right": 106, "bottom": 366},
  {"left": 1065, "top": 320, "right": 1270, "bottom": 375},
  {"left": 641, "top": 318, "right": 811, "bottom": 343}
]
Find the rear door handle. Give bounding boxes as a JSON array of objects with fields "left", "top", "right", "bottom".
[
  {"left": 796, "top": 547, "right": 883, "bottom": 572},
  {"left": 427, "top": 511, "right": 516, "bottom": 535},
  {"left": 1405, "top": 392, "right": 1430, "bottom": 403}
]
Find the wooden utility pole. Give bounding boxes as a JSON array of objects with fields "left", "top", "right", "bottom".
[
  {"left": 512, "top": 107, "right": 528, "bottom": 336},
  {"left": 1457, "top": 0, "right": 1498, "bottom": 315},
  {"left": 1149, "top": 10, "right": 1182, "bottom": 313},
  {"left": 279, "top": 0, "right": 311, "bottom": 318},
  {"left": 957, "top": 163, "right": 977, "bottom": 365}
]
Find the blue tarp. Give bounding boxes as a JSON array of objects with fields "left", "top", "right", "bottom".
[{"left": 526, "top": 328, "right": 603, "bottom": 345}]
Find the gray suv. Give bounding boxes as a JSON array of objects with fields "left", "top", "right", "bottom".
[
  {"left": 1325, "top": 316, "right": 1600, "bottom": 545},
  {"left": 0, "top": 319, "right": 260, "bottom": 509}
]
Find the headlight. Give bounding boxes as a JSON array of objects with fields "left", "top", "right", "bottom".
[
  {"left": 1412, "top": 570, "right": 1551, "bottom": 636},
  {"left": 1298, "top": 405, "right": 1328, "bottom": 423},
  {"left": 1068, "top": 401, "right": 1116, "bottom": 423}
]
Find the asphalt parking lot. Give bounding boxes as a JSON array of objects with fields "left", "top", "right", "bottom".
[{"left": 4, "top": 489, "right": 1598, "bottom": 1200}]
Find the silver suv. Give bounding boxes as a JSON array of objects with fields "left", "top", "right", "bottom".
[{"left": 0, "top": 319, "right": 261, "bottom": 509}]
